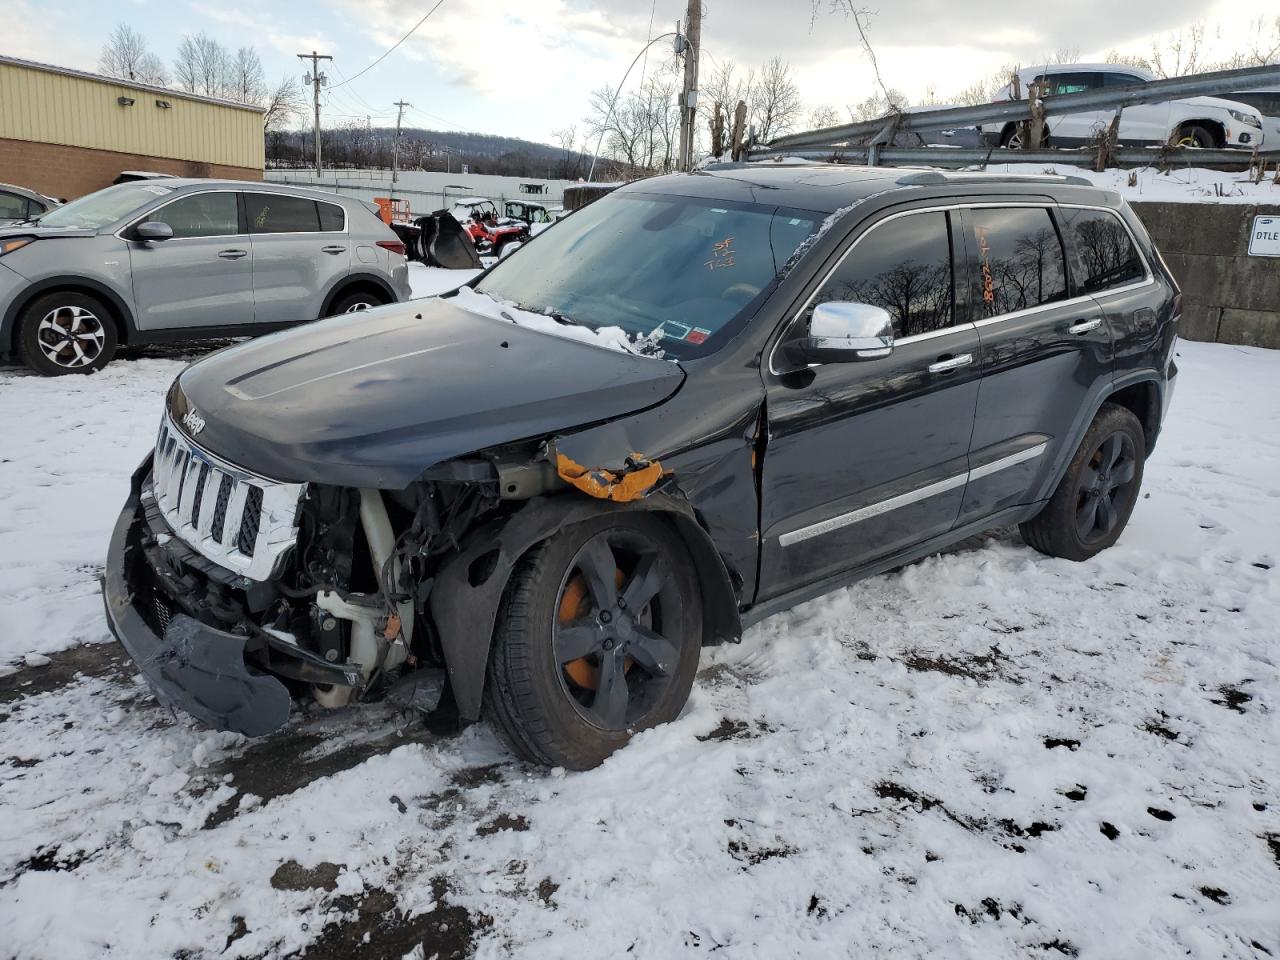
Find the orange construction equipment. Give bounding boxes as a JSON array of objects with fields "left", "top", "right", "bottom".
[{"left": 373, "top": 197, "right": 412, "bottom": 225}]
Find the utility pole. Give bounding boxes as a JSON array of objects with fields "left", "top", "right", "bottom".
[
  {"left": 297, "top": 51, "right": 332, "bottom": 179},
  {"left": 391, "top": 100, "right": 411, "bottom": 190},
  {"left": 676, "top": 0, "right": 702, "bottom": 171}
]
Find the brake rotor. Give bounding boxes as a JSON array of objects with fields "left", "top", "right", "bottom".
[{"left": 559, "top": 568, "right": 630, "bottom": 690}]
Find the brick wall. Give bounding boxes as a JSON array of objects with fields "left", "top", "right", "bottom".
[
  {"left": 1130, "top": 201, "right": 1280, "bottom": 350},
  {"left": 0, "top": 138, "right": 261, "bottom": 201}
]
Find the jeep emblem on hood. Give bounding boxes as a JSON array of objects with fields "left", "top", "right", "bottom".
[{"left": 182, "top": 409, "right": 206, "bottom": 435}]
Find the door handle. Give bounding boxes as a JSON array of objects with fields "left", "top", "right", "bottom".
[
  {"left": 217, "top": 249, "right": 248, "bottom": 260},
  {"left": 1068, "top": 318, "right": 1103, "bottom": 335},
  {"left": 321, "top": 245, "right": 347, "bottom": 255},
  {"left": 927, "top": 353, "right": 973, "bottom": 374}
]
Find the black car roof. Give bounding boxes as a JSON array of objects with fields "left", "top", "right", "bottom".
[{"left": 616, "top": 163, "right": 1121, "bottom": 214}]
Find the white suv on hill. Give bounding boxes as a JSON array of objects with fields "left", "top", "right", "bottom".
[{"left": 982, "top": 63, "right": 1266, "bottom": 150}]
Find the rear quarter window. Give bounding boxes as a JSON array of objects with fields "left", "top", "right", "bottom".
[
  {"left": 1057, "top": 208, "right": 1147, "bottom": 293},
  {"left": 318, "top": 202, "right": 345, "bottom": 231}
]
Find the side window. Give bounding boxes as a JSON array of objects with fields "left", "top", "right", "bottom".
[
  {"left": 317, "top": 202, "right": 345, "bottom": 231},
  {"left": 806, "top": 211, "right": 954, "bottom": 338},
  {"left": 1103, "top": 72, "right": 1146, "bottom": 87},
  {"left": 148, "top": 192, "right": 239, "bottom": 239},
  {"left": 245, "top": 194, "right": 320, "bottom": 233},
  {"left": 968, "top": 207, "right": 1068, "bottom": 318},
  {"left": 1039, "top": 72, "right": 1097, "bottom": 96},
  {"left": 0, "top": 191, "right": 26, "bottom": 219},
  {"left": 1057, "top": 208, "right": 1146, "bottom": 293}
]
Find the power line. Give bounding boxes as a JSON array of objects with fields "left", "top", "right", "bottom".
[{"left": 329, "top": 0, "right": 448, "bottom": 89}]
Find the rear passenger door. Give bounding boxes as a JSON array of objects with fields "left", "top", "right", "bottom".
[
  {"left": 245, "top": 193, "right": 351, "bottom": 323},
  {"left": 758, "top": 208, "right": 981, "bottom": 602},
  {"left": 956, "top": 204, "right": 1111, "bottom": 525},
  {"left": 1042, "top": 72, "right": 1106, "bottom": 145},
  {"left": 1102, "top": 72, "right": 1170, "bottom": 145}
]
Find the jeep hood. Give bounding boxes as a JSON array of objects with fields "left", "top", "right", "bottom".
[{"left": 172, "top": 297, "right": 686, "bottom": 488}]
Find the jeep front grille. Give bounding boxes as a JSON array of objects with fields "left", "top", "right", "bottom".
[{"left": 148, "top": 413, "right": 305, "bottom": 581}]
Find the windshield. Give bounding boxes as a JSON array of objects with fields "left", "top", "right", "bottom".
[
  {"left": 37, "top": 182, "right": 174, "bottom": 229},
  {"left": 472, "top": 191, "right": 820, "bottom": 359}
]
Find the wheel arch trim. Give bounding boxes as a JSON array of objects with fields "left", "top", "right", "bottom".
[
  {"left": 429, "top": 493, "right": 741, "bottom": 721},
  {"left": 2, "top": 275, "right": 137, "bottom": 354},
  {"left": 319, "top": 272, "right": 396, "bottom": 317}
]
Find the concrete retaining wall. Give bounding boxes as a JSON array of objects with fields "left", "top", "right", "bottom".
[{"left": 1130, "top": 201, "right": 1280, "bottom": 349}]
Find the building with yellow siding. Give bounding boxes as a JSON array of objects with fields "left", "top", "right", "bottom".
[{"left": 0, "top": 55, "right": 265, "bottom": 200}]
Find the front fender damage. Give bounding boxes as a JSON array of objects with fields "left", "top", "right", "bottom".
[{"left": 430, "top": 439, "right": 743, "bottom": 720}]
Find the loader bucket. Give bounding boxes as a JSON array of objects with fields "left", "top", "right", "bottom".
[{"left": 416, "top": 211, "right": 482, "bottom": 270}]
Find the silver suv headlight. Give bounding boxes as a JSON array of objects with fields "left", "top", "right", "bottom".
[{"left": 1229, "top": 109, "right": 1263, "bottom": 129}]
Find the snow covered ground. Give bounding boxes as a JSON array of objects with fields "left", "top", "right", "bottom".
[
  {"left": 988, "top": 163, "right": 1280, "bottom": 205},
  {"left": 1, "top": 318, "right": 1277, "bottom": 957}
]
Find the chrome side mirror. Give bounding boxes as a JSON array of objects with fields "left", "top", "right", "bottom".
[
  {"left": 135, "top": 221, "right": 174, "bottom": 241},
  {"left": 785, "top": 301, "right": 895, "bottom": 366}
]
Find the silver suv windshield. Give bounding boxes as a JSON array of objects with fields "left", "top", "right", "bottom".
[
  {"left": 472, "top": 191, "right": 820, "bottom": 359},
  {"left": 37, "top": 183, "right": 174, "bottom": 229}
]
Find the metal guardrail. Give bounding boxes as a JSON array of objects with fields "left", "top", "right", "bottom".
[
  {"left": 766, "top": 64, "right": 1280, "bottom": 150},
  {"left": 748, "top": 144, "right": 1280, "bottom": 171}
]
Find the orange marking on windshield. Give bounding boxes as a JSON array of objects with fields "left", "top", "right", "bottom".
[{"left": 706, "top": 236, "right": 737, "bottom": 270}]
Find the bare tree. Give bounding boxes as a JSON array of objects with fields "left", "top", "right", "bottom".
[
  {"left": 806, "top": 105, "right": 841, "bottom": 129},
  {"left": 752, "top": 57, "right": 804, "bottom": 141},
  {"left": 1148, "top": 22, "right": 1205, "bottom": 78},
  {"left": 949, "top": 62, "right": 1019, "bottom": 106},
  {"left": 585, "top": 73, "right": 682, "bottom": 175},
  {"left": 262, "top": 76, "right": 303, "bottom": 131},
  {"left": 228, "top": 47, "right": 267, "bottom": 104},
  {"left": 848, "top": 88, "right": 910, "bottom": 122},
  {"left": 99, "top": 24, "right": 167, "bottom": 85},
  {"left": 1103, "top": 49, "right": 1153, "bottom": 72},
  {"left": 174, "top": 32, "right": 230, "bottom": 97}
]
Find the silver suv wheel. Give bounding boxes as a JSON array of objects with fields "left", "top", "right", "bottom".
[
  {"left": 37, "top": 306, "right": 106, "bottom": 369},
  {"left": 343, "top": 301, "right": 375, "bottom": 313}
]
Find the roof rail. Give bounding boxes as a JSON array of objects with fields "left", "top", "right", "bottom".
[{"left": 895, "top": 170, "right": 1095, "bottom": 187}]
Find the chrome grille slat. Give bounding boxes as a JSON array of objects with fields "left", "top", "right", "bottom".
[{"left": 148, "top": 412, "right": 305, "bottom": 582}]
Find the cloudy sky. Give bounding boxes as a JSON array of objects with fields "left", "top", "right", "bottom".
[{"left": 3, "top": 0, "right": 1272, "bottom": 144}]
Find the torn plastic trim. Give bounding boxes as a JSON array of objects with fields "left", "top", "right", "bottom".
[{"left": 553, "top": 448, "right": 667, "bottom": 502}]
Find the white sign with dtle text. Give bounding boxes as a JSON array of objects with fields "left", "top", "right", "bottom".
[{"left": 1250, "top": 215, "right": 1280, "bottom": 257}]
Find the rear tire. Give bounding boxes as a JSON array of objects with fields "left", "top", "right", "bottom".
[
  {"left": 1019, "top": 403, "right": 1146, "bottom": 562},
  {"left": 16, "top": 291, "right": 118, "bottom": 376},
  {"left": 483, "top": 513, "right": 702, "bottom": 770},
  {"left": 326, "top": 289, "right": 387, "bottom": 317}
]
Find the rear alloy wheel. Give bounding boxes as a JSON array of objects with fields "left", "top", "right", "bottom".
[
  {"left": 484, "top": 514, "right": 702, "bottom": 769},
  {"left": 327, "top": 290, "right": 387, "bottom": 316},
  {"left": 16, "top": 292, "right": 118, "bottom": 376},
  {"left": 1020, "top": 403, "right": 1146, "bottom": 561}
]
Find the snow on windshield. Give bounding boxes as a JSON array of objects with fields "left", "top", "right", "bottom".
[{"left": 450, "top": 286, "right": 666, "bottom": 359}]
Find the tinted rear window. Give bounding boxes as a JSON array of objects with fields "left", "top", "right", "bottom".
[
  {"left": 1057, "top": 208, "right": 1146, "bottom": 293},
  {"left": 318, "top": 201, "right": 345, "bottom": 231},
  {"left": 0, "top": 192, "right": 24, "bottom": 219},
  {"left": 968, "top": 207, "right": 1068, "bottom": 317},
  {"left": 246, "top": 194, "right": 320, "bottom": 233}
]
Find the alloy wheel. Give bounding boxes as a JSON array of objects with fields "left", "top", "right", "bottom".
[
  {"left": 552, "top": 530, "right": 683, "bottom": 731},
  {"left": 36, "top": 305, "right": 105, "bottom": 369},
  {"left": 343, "top": 301, "right": 375, "bottom": 313},
  {"left": 1075, "top": 431, "right": 1138, "bottom": 544}
]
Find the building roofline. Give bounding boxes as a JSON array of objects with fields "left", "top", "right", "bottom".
[{"left": 0, "top": 54, "right": 267, "bottom": 113}]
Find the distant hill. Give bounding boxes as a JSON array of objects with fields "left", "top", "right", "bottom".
[{"left": 266, "top": 126, "right": 609, "bottom": 180}]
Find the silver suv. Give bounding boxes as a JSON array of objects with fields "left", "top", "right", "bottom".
[{"left": 0, "top": 179, "right": 411, "bottom": 376}]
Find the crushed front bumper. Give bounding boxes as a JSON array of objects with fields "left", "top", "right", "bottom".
[{"left": 102, "top": 459, "right": 354, "bottom": 737}]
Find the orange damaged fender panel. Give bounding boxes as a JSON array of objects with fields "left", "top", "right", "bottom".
[{"left": 555, "top": 452, "right": 666, "bottom": 503}]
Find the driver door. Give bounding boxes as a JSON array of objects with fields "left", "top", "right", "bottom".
[
  {"left": 757, "top": 208, "right": 981, "bottom": 602},
  {"left": 127, "top": 190, "right": 254, "bottom": 331}
]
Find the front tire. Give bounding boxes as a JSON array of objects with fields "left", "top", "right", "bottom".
[
  {"left": 1175, "top": 124, "right": 1216, "bottom": 148},
  {"left": 16, "top": 292, "right": 118, "bottom": 376},
  {"left": 1020, "top": 403, "right": 1146, "bottom": 561},
  {"left": 484, "top": 514, "right": 702, "bottom": 770}
]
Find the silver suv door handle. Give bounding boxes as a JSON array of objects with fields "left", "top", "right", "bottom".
[
  {"left": 217, "top": 249, "right": 248, "bottom": 260},
  {"left": 928, "top": 353, "right": 973, "bottom": 374},
  {"left": 1068, "top": 318, "right": 1103, "bottom": 335},
  {"left": 321, "top": 245, "right": 347, "bottom": 255}
]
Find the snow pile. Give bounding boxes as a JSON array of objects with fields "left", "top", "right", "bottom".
[
  {"left": 988, "top": 162, "right": 1280, "bottom": 204},
  {"left": 450, "top": 285, "right": 662, "bottom": 358},
  {"left": 0, "top": 339, "right": 1277, "bottom": 959}
]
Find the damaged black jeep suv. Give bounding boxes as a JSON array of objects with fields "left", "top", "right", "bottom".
[{"left": 104, "top": 165, "right": 1179, "bottom": 769}]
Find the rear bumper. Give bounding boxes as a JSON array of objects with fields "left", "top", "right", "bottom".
[{"left": 102, "top": 460, "right": 356, "bottom": 737}]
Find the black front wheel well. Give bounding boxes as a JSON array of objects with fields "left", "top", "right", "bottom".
[
  {"left": 1177, "top": 119, "right": 1225, "bottom": 146},
  {"left": 321, "top": 276, "right": 394, "bottom": 316}
]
